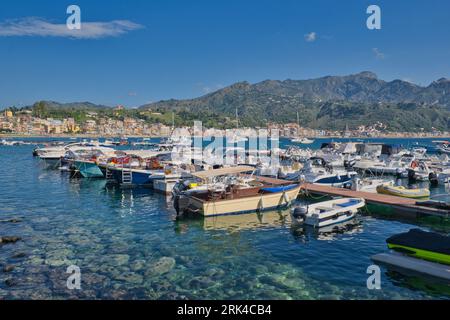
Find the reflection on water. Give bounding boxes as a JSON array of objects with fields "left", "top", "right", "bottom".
[
  {"left": 384, "top": 269, "right": 450, "bottom": 297},
  {"left": 177, "top": 210, "right": 291, "bottom": 232},
  {"left": 290, "top": 219, "right": 364, "bottom": 242}
]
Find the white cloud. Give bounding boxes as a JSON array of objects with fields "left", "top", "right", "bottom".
[
  {"left": 0, "top": 17, "right": 143, "bottom": 39},
  {"left": 304, "top": 32, "right": 316, "bottom": 42},
  {"left": 372, "top": 48, "right": 385, "bottom": 60}
]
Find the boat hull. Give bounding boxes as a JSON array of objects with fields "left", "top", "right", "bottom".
[
  {"left": 376, "top": 185, "right": 430, "bottom": 199},
  {"left": 387, "top": 244, "right": 450, "bottom": 266},
  {"left": 183, "top": 185, "right": 301, "bottom": 217},
  {"left": 386, "top": 229, "right": 450, "bottom": 265},
  {"left": 73, "top": 161, "right": 104, "bottom": 178},
  {"left": 300, "top": 198, "right": 365, "bottom": 228},
  {"left": 41, "top": 157, "right": 61, "bottom": 169},
  {"left": 109, "top": 167, "right": 153, "bottom": 185},
  {"left": 311, "top": 173, "right": 356, "bottom": 187}
]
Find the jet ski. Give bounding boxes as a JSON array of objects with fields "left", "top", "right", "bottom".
[{"left": 386, "top": 229, "right": 450, "bottom": 265}]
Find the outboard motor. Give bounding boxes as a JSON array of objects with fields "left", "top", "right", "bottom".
[
  {"left": 344, "top": 159, "right": 356, "bottom": 169},
  {"left": 292, "top": 206, "right": 308, "bottom": 223},
  {"left": 429, "top": 172, "right": 439, "bottom": 186},
  {"left": 407, "top": 168, "right": 416, "bottom": 180}
]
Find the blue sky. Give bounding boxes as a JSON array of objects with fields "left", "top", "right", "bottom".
[{"left": 0, "top": 0, "right": 449, "bottom": 107}]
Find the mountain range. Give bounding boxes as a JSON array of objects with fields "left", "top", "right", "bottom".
[
  {"left": 20, "top": 72, "right": 450, "bottom": 131},
  {"left": 139, "top": 72, "right": 450, "bottom": 130}
]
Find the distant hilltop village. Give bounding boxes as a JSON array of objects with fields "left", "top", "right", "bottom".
[{"left": 0, "top": 106, "right": 447, "bottom": 138}]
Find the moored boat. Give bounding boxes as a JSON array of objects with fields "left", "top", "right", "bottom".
[
  {"left": 376, "top": 184, "right": 430, "bottom": 199},
  {"left": 73, "top": 159, "right": 106, "bottom": 178},
  {"left": 386, "top": 229, "right": 450, "bottom": 266},
  {"left": 291, "top": 197, "right": 365, "bottom": 228},
  {"left": 174, "top": 166, "right": 301, "bottom": 217}
]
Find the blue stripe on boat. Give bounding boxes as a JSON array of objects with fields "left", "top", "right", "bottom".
[{"left": 261, "top": 184, "right": 299, "bottom": 193}]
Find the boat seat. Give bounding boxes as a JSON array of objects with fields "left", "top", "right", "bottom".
[
  {"left": 316, "top": 206, "right": 332, "bottom": 212},
  {"left": 335, "top": 200, "right": 360, "bottom": 208}
]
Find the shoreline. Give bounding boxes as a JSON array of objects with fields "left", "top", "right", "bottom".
[{"left": 1, "top": 133, "right": 449, "bottom": 140}]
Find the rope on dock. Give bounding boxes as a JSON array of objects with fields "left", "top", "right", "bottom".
[{"left": 300, "top": 185, "right": 330, "bottom": 200}]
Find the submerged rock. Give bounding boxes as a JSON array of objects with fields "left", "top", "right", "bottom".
[
  {"left": 188, "top": 276, "right": 215, "bottom": 289},
  {"left": 28, "top": 255, "right": 45, "bottom": 266},
  {"left": 130, "top": 259, "right": 146, "bottom": 271},
  {"left": 0, "top": 218, "right": 22, "bottom": 223},
  {"left": 12, "top": 252, "right": 27, "bottom": 259},
  {"left": 146, "top": 257, "right": 176, "bottom": 276},
  {"left": 114, "top": 272, "right": 144, "bottom": 285},
  {"left": 102, "top": 254, "right": 130, "bottom": 266},
  {"left": 0, "top": 236, "right": 22, "bottom": 244},
  {"left": 3, "top": 265, "right": 15, "bottom": 273},
  {"left": 5, "top": 278, "right": 17, "bottom": 287}
]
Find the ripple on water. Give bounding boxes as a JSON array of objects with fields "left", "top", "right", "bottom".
[{"left": 0, "top": 142, "right": 449, "bottom": 299}]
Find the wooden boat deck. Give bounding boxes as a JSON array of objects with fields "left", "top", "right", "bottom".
[{"left": 300, "top": 183, "right": 449, "bottom": 218}]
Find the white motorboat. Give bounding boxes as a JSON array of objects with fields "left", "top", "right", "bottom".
[
  {"left": 291, "top": 198, "right": 366, "bottom": 228},
  {"left": 356, "top": 154, "right": 413, "bottom": 177},
  {"left": 407, "top": 160, "right": 433, "bottom": 181},
  {"left": 291, "top": 137, "right": 314, "bottom": 144},
  {"left": 296, "top": 160, "right": 357, "bottom": 186},
  {"left": 434, "top": 141, "right": 450, "bottom": 154},
  {"left": 437, "top": 168, "right": 450, "bottom": 185},
  {"left": 38, "top": 143, "right": 116, "bottom": 169},
  {"left": 348, "top": 177, "right": 393, "bottom": 193}
]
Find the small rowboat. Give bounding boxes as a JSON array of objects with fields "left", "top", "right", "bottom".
[
  {"left": 376, "top": 184, "right": 430, "bottom": 199},
  {"left": 291, "top": 197, "right": 365, "bottom": 228}
]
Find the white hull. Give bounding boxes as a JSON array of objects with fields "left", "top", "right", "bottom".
[{"left": 292, "top": 198, "right": 365, "bottom": 228}]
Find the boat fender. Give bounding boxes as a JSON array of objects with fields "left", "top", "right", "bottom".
[
  {"left": 283, "top": 192, "right": 290, "bottom": 204},
  {"left": 258, "top": 197, "right": 264, "bottom": 211}
]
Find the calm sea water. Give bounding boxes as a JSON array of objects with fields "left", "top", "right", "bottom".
[{"left": 0, "top": 137, "right": 449, "bottom": 300}]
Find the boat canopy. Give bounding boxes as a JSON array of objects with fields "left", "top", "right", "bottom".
[
  {"left": 192, "top": 166, "right": 255, "bottom": 180},
  {"left": 122, "top": 150, "right": 169, "bottom": 159}
]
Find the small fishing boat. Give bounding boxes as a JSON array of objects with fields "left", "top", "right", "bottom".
[
  {"left": 291, "top": 198, "right": 365, "bottom": 228},
  {"left": 174, "top": 166, "right": 301, "bottom": 217},
  {"left": 291, "top": 137, "right": 314, "bottom": 144},
  {"left": 386, "top": 229, "right": 450, "bottom": 265},
  {"left": 376, "top": 184, "right": 430, "bottom": 199}
]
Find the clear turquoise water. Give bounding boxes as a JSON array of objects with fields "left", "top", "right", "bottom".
[{"left": 0, "top": 137, "right": 449, "bottom": 300}]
